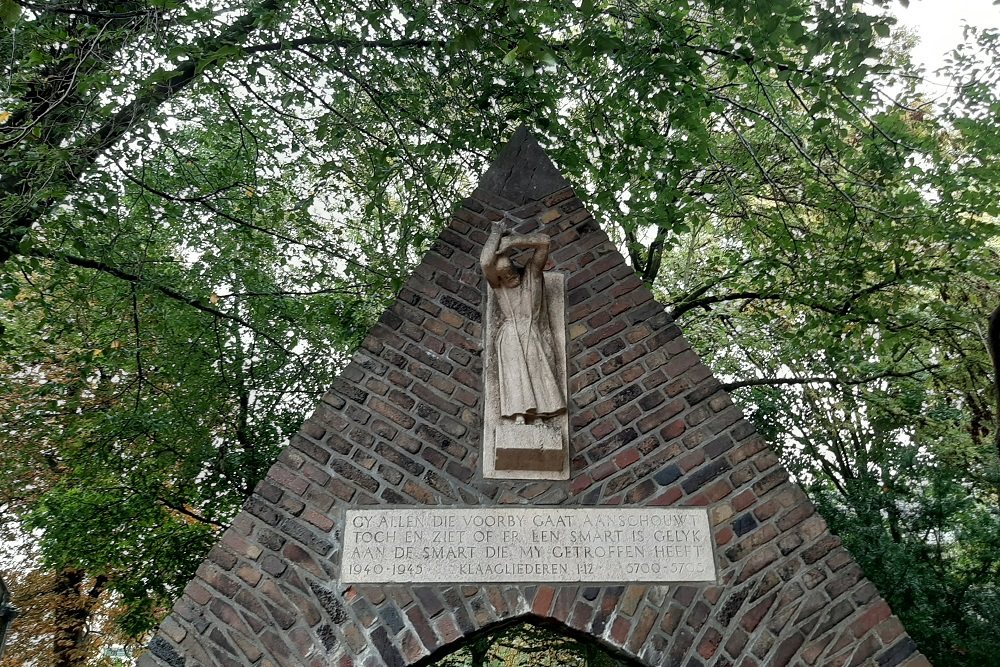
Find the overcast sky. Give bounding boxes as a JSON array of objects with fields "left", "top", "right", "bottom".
[{"left": 893, "top": 0, "right": 998, "bottom": 90}]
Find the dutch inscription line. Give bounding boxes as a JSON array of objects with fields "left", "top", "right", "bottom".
[{"left": 340, "top": 508, "right": 716, "bottom": 584}]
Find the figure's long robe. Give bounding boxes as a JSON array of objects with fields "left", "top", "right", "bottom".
[{"left": 494, "top": 269, "right": 564, "bottom": 418}]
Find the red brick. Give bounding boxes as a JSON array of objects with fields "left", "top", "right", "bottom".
[
  {"left": 753, "top": 499, "right": 781, "bottom": 521},
  {"left": 876, "top": 617, "right": 906, "bottom": 644},
  {"left": 222, "top": 531, "right": 262, "bottom": 561},
  {"left": 697, "top": 627, "right": 723, "bottom": 658},
  {"left": 434, "top": 615, "right": 461, "bottom": 644},
  {"left": 731, "top": 437, "right": 768, "bottom": 463},
  {"left": 740, "top": 592, "right": 777, "bottom": 632},
  {"left": 753, "top": 450, "right": 780, "bottom": 472},
  {"left": 300, "top": 508, "right": 334, "bottom": 532},
  {"left": 736, "top": 545, "right": 781, "bottom": 584},
  {"left": 626, "top": 606, "right": 658, "bottom": 654},
  {"left": 610, "top": 617, "right": 631, "bottom": 645},
  {"left": 678, "top": 449, "right": 706, "bottom": 472},
  {"left": 716, "top": 526, "right": 735, "bottom": 546},
  {"left": 613, "top": 447, "right": 641, "bottom": 469},
  {"left": 532, "top": 586, "right": 556, "bottom": 616},
  {"left": 660, "top": 418, "right": 686, "bottom": 440},
  {"left": 266, "top": 465, "right": 308, "bottom": 497},
  {"left": 704, "top": 478, "right": 733, "bottom": 502},
  {"left": 851, "top": 601, "right": 892, "bottom": 637},
  {"left": 636, "top": 400, "right": 684, "bottom": 433},
  {"left": 732, "top": 489, "right": 756, "bottom": 512},
  {"left": 828, "top": 547, "right": 853, "bottom": 571},
  {"left": 570, "top": 474, "right": 594, "bottom": 495},
  {"left": 650, "top": 486, "right": 683, "bottom": 506},
  {"left": 777, "top": 503, "right": 815, "bottom": 530},
  {"left": 619, "top": 585, "right": 645, "bottom": 616},
  {"left": 552, "top": 586, "right": 578, "bottom": 622},
  {"left": 591, "top": 419, "right": 616, "bottom": 440},
  {"left": 771, "top": 631, "right": 806, "bottom": 667}
]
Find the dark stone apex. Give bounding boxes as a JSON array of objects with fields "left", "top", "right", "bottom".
[
  {"left": 137, "top": 127, "right": 931, "bottom": 667},
  {"left": 478, "top": 126, "right": 570, "bottom": 206}
]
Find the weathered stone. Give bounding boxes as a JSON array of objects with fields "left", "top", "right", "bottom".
[
  {"left": 341, "top": 508, "right": 714, "bottom": 584},
  {"left": 483, "top": 261, "right": 569, "bottom": 479}
]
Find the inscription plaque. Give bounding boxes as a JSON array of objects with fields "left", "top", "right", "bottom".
[{"left": 340, "top": 508, "right": 716, "bottom": 584}]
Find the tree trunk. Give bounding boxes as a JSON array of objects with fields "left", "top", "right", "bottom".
[
  {"left": 989, "top": 305, "right": 1000, "bottom": 462},
  {"left": 50, "top": 568, "right": 106, "bottom": 667},
  {"left": 0, "top": 0, "right": 283, "bottom": 268},
  {"left": 468, "top": 635, "right": 491, "bottom": 667}
]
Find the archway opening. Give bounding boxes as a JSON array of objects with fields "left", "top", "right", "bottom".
[{"left": 415, "top": 616, "right": 645, "bottom": 667}]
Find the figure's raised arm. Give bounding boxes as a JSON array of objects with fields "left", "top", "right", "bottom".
[
  {"left": 498, "top": 233, "right": 550, "bottom": 272},
  {"left": 480, "top": 220, "right": 506, "bottom": 288}
]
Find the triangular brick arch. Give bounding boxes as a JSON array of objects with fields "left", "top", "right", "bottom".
[{"left": 139, "top": 128, "right": 930, "bottom": 667}]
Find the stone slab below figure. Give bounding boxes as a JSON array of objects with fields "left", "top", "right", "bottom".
[
  {"left": 494, "top": 421, "right": 565, "bottom": 472},
  {"left": 483, "top": 271, "right": 569, "bottom": 479}
]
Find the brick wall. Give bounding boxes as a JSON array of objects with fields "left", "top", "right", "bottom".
[{"left": 138, "top": 128, "right": 930, "bottom": 667}]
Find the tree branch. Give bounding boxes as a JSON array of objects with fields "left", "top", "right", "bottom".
[
  {"left": 12, "top": 0, "right": 156, "bottom": 19},
  {"left": 115, "top": 165, "right": 385, "bottom": 276},
  {"left": 670, "top": 269, "right": 912, "bottom": 320},
  {"left": 670, "top": 290, "right": 788, "bottom": 318},
  {"left": 641, "top": 224, "right": 671, "bottom": 284},
  {"left": 0, "top": 2, "right": 448, "bottom": 267},
  {"left": 156, "top": 496, "right": 227, "bottom": 529},
  {"left": 989, "top": 304, "right": 1000, "bottom": 461},
  {"left": 721, "top": 365, "right": 939, "bottom": 391},
  {"left": 25, "top": 247, "right": 298, "bottom": 357}
]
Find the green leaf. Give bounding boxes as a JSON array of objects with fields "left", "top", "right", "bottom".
[{"left": 0, "top": 0, "right": 19, "bottom": 26}]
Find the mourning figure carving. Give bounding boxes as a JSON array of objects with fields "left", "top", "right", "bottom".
[{"left": 481, "top": 220, "right": 566, "bottom": 424}]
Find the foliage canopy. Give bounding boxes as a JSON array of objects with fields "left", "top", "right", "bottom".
[{"left": 0, "top": 0, "right": 998, "bottom": 664}]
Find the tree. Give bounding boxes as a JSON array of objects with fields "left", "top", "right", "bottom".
[
  {"left": 649, "top": 24, "right": 1000, "bottom": 665},
  {"left": 434, "top": 621, "right": 634, "bottom": 667},
  {"left": 0, "top": 0, "right": 998, "bottom": 665},
  {"left": 0, "top": 550, "right": 118, "bottom": 667},
  {"left": 0, "top": 118, "right": 384, "bottom": 661}
]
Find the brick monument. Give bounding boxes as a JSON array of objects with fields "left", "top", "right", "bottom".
[{"left": 139, "top": 128, "right": 930, "bottom": 667}]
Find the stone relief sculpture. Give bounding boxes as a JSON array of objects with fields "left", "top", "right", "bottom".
[
  {"left": 481, "top": 216, "right": 568, "bottom": 478},
  {"left": 480, "top": 220, "right": 566, "bottom": 423}
]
